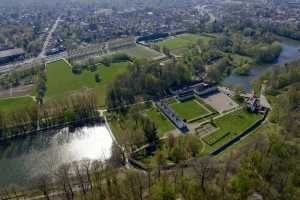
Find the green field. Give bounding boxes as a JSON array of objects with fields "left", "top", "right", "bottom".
[
  {"left": 169, "top": 99, "right": 209, "bottom": 121},
  {"left": 45, "top": 59, "right": 129, "bottom": 106},
  {"left": 203, "top": 109, "right": 263, "bottom": 147},
  {"left": 118, "top": 45, "right": 163, "bottom": 60},
  {"left": 0, "top": 96, "right": 34, "bottom": 113},
  {"left": 156, "top": 34, "right": 214, "bottom": 55},
  {"left": 145, "top": 107, "right": 174, "bottom": 136}
]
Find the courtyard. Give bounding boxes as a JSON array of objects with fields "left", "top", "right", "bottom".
[
  {"left": 169, "top": 99, "right": 210, "bottom": 122},
  {"left": 202, "top": 92, "right": 238, "bottom": 113}
]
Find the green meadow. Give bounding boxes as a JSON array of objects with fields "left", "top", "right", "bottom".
[{"left": 45, "top": 59, "right": 129, "bottom": 106}]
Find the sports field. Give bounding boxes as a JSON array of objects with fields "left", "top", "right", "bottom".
[
  {"left": 203, "top": 109, "right": 262, "bottom": 147},
  {"left": 0, "top": 96, "right": 34, "bottom": 113},
  {"left": 45, "top": 59, "right": 129, "bottom": 106},
  {"left": 118, "top": 45, "right": 163, "bottom": 60},
  {"left": 156, "top": 34, "right": 213, "bottom": 55},
  {"left": 169, "top": 99, "right": 209, "bottom": 121},
  {"left": 145, "top": 107, "right": 174, "bottom": 136}
]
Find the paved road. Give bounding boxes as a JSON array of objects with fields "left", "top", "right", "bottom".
[
  {"left": 39, "top": 17, "right": 61, "bottom": 58},
  {"left": 0, "top": 17, "right": 61, "bottom": 73}
]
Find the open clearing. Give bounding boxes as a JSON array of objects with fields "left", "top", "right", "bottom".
[
  {"left": 145, "top": 107, "right": 175, "bottom": 136},
  {"left": 118, "top": 45, "right": 163, "bottom": 60},
  {"left": 156, "top": 33, "right": 214, "bottom": 55},
  {"left": 169, "top": 99, "right": 209, "bottom": 121},
  {"left": 202, "top": 92, "right": 238, "bottom": 113},
  {"left": 203, "top": 109, "right": 262, "bottom": 148},
  {"left": 46, "top": 59, "right": 129, "bottom": 106},
  {"left": 0, "top": 96, "right": 34, "bottom": 113}
]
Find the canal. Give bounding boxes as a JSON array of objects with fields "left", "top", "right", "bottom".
[{"left": 0, "top": 125, "right": 113, "bottom": 189}]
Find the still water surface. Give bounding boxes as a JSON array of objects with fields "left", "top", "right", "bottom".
[
  {"left": 1, "top": 38, "right": 300, "bottom": 189},
  {"left": 222, "top": 37, "right": 300, "bottom": 92},
  {"left": 0, "top": 125, "right": 112, "bottom": 189}
]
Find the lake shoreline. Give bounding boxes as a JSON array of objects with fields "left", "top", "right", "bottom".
[
  {"left": 222, "top": 37, "right": 300, "bottom": 92},
  {"left": 0, "top": 116, "right": 104, "bottom": 143}
]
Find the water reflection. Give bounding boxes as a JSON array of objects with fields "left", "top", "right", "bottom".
[
  {"left": 222, "top": 38, "right": 300, "bottom": 92},
  {"left": 0, "top": 125, "right": 113, "bottom": 189}
]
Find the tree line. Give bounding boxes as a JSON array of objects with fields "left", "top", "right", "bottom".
[
  {"left": 0, "top": 92, "right": 99, "bottom": 140},
  {"left": 1, "top": 128, "right": 298, "bottom": 200}
]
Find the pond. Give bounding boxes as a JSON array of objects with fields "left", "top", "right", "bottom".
[
  {"left": 222, "top": 37, "right": 300, "bottom": 92},
  {"left": 0, "top": 125, "right": 113, "bottom": 189}
]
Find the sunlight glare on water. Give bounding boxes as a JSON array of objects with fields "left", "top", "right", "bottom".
[
  {"left": 0, "top": 125, "right": 113, "bottom": 189},
  {"left": 69, "top": 126, "right": 113, "bottom": 161}
]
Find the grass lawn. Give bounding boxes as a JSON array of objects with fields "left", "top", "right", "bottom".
[
  {"left": 118, "top": 45, "right": 163, "bottom": 60},
  {"left": 203, "top": 109, "right": 263, "bottom": 148},
  {"left": 169, "top": 99, "right": 209, "bottom": 121},
  {"left": 45, "top": 59, "right": 129, "bottom": 106},
  {"left": 0, "top": 96, "right": 34, "bottom": 113},
  {"left": 156, "top": 34, "right": 214, "bottom": 55},
  {"left": 214, "top": 122, "right": 278, "bottom": 159},
  {"left": 145, "top": 107, "right": 174, "bottom": 136}
]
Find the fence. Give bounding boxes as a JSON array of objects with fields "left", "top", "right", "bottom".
[{"left": 209, "top": 110, "right": 268, "bottom": 156}]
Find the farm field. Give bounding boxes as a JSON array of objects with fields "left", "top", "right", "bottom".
[
  {"left": 203, "top": 109, "right": 263, "bottom": 148},
  {"left": 0, "top": 96, "right": 34, "bottom": 113},
  {"left": 156, "top": 33, "right": 214, "bottom": 55},
  {"left": 118, "top": 45, "right": 163, "bottom": 60},
  {"left": 45, "top": 59, "right": 129, "bottom": 106},
  {"left": 145, "top": 107, "right": 174, "bottom": 136},
  {"left": 169, "top": 99, "right": 209, "bottom": 121}
]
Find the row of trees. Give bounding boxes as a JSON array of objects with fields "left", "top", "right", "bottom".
[
  {"left": 0, "top": 92, "right": 99, "bottom": 140},
  {"left": 0, "top": 67, "right": 37, "bottom": 90}
]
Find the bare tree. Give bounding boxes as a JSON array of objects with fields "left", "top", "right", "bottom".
[
  {"left": 124, "top": 171, "right": 146, "bottom": 200},
  {"left": 192, "top": 157, "right": 214, "bottom": 193},
  {"left": 82, "top": 159, "right": 92, "bottom": 190},
  {"left": 73, "top": 162, "right": 88, "bottom": 197},
  {"left": 33, "top": 174, "right": 52, "bottom": 200},
  {"left": 56, "top": 164, "right": 74, "bottom": 200},
  {"left": 108, "top": 142, "right": 124, "bottom": 168},
  {"left": 91, "top": 160, "right": 106, "bottom": 198}
]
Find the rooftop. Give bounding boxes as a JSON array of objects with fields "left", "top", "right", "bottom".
[{"left": 0, "top": 48, "right": 25, "bottom": 59}]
